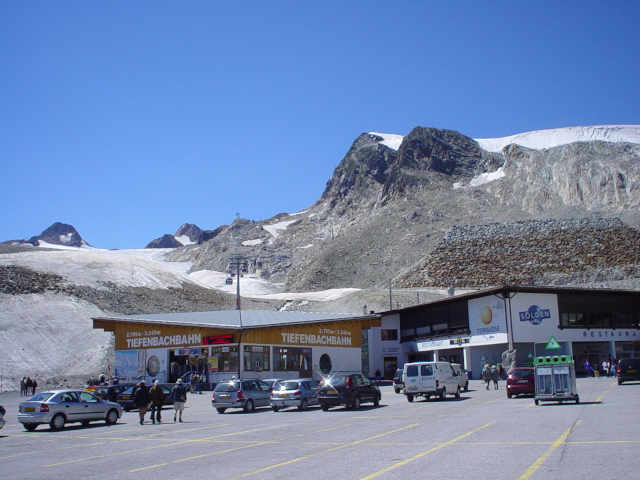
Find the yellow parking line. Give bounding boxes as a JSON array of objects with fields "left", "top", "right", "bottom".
[
  {"left": 232, "top": 424, "right": 420, "bottom": 478},
  {"left": 45, "top": 424, "right": 283, "bottom": 467},
  {"left": 130, "top": 442, "right": 270, "bottom": 472},
  {"left": 518, "top": 420, "right": 580, "bottom": 480},
  {"left": 359, "top": 422, "right": 494, "bottom": 479}
]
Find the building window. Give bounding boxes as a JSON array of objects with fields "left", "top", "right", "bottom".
[
  {"left": 243, "top": 345, "right": 270, "bottom": 371},
  {"left": 211, "top": 346, "right": 238, "bottom": 372},
  {"left": 381, "top": 329, "right": 398, "bottom": 341},
  {"left": 273, "top": 347, "right": 312, "bottom": 371}
]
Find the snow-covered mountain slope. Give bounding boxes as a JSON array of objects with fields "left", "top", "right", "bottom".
[{"left": 371, "top": 125, "right": 640, "bottom": 153}]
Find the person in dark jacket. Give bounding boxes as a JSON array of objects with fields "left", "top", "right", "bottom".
[
  {"left": 133, "top": 381, "right": 150, "bottom": 425},
  {"left": 148, "top": 380, "right": 166, "bottom": 424}
]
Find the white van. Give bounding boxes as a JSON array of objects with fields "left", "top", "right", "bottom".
[
  {"left": 403, "top": 361, "right": 460, "bottom": 402},
  {"left": 451, "top": 363, "right": 469, "bottom": 392}
]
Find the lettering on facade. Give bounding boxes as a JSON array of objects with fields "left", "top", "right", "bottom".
[
  {"left": 126, "top": 333, "right": 202, "bottom": 349},
  {"left": 582, "top": 330, "right": 638, "bottom": 338},
  {"left": 280, "top": 332, "right": 352, "bottom": 346},
  {"left": 519, "top": 305, "right": 551, "bottom": 325}
]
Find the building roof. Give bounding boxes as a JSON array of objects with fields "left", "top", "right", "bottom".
[{"left": 93, "top": 310, "right": 379, "bottom": 330}]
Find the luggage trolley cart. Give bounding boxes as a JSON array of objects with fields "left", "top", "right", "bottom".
[{"left": 533, "top": 355, "right": 579, "bottom": 405}]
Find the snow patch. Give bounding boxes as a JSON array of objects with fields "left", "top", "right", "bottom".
[
  {"left": 174, "top": 235, "right": 196, "bottom": 246},
  {"left": 475, "top": 125, "right": 640, "bottom": 153},
  {"left": 59, "top": 233, "right": 74, "bottom": 243},
  {"left": 263, "top": 219, "right": 297, "bottom": 243},
  {"left": 242, "top": 238, "right": 263, "bottom": 246},
  {"left": 370, "top": 132, "right": 404, "bottom": 151}
]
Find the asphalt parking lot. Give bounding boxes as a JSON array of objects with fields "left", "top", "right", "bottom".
[{"left": 1, "top": 377, "right": 638, "bottom": 480}]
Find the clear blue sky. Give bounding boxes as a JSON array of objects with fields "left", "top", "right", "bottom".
[{"left": 2, "top": 2, "right": 638, "bottom": 249}]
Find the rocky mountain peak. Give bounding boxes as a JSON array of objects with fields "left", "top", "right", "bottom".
[{"left": 23, "top": 222, "right": 87, "bottom": 247}]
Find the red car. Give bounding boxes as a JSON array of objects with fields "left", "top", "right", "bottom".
[{"left": 506, "top": 367, "right": 535, "bottom": 398}]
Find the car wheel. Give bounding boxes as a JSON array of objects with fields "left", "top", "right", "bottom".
[
  {"left": 575, "top": 397, "right": 580, "bottom": 404},
  {"left": 618, "top": 379, "right": 622, "bottom": 385},
  {"left": 321, "top": 404, "right": 329, "bottom": 411},
  {"left": 272, "top": 405, "right": 279, "bottom": 412},
  {"left": 406, "top": 394, "right": 414, "bottom": 403},
  {"left": 216, "top": 408, "right": 226, "bottom": 414},
  {"left": 373, "top": 394, "right": 380, "bottom": 406},
  {"left": 455, "top": 386, "right": 460, "bottom": 399},
  {"left": 534, "top": 399, "right": 539, "bottom": 405},
  {"left": 299, "top": 398, "right": 309, "bottom": 411},
  {"left": 106, "top": 409, "right": 119, "bottom": 425},
  {"left": 464, "top": 381, "right": 469, "bottom": 392},
  {"left": 50, "top": 413, "right": 66, "bottom": 431},
  {"left": 354, "top": 396, "right": 361, "bottom": 409},
  {"left": 439, "top": 388, "right": 446, "bottom": 400},
  {"left": 24, "top": 423, "right": 38, "bottom": 431},
  {"left": 124, "top": 407, "right": 132, "bottom": 412},
  {"left": 244, "top": 399, "right": 255, "bottom": 413},
  {"left": 507, "top": 390, "right": 513, "bottom": 399},
  {"left": 425, "top": 394, "right": 430, "bottom": 401}
]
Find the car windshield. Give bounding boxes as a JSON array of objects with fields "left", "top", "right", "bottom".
[
  {"left": 511, "top": 370, "right": 533, "bottom": 378},
  {"left": 215, "top": 382, "right": 239, "bottom": 392},
  {"left": 325, "top": 375, "right": 347, "bottom": 386},
  {"left": 28, "top": 392, "right": 54, "bottom": 402},
  {"left": 280, "top": 382, "right": 301, "bottom": 391}
]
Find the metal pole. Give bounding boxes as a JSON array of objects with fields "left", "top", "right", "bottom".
[{"left": 389, "top": 279, "right": 392, "bottom": 310}]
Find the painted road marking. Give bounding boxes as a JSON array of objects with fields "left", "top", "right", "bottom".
[
  {"left": 359, "top": 422, "right": 494, "bottom": 479},
  {"left": 231, "top": 424, "right": 420, "bottom": 478},
  {"left": 517, "top": 420, "right": 580, "bottom": 480}
]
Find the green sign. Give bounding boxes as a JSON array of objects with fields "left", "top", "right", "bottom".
[{"left": 545, "top": 336, "right": 561, "bottom": 350}]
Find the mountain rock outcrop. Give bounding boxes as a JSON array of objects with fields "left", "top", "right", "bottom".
[{"left": 146, "top": 223, "right": 226, "bottom": 248}]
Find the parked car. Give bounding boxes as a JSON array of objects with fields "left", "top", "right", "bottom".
[
  {"left": 212, "top": 379, "right": 271, "bottom": 413},
  {"left": 617, "top": 358, "right": 640, "bottom": 385},
  {"left": 270, "top": 379, "right": 319, "bottom": 411},
  {"left": 451, "top": 363, "right": 469, "bottom": 392},
  {"left": 261, "top": 378, "right": 286, "bottom": 390},
  {"left": 506, "top": 367, "right": 535, "bottom": 398},
  {"left": 393, "top": 368, "right": 404, "bottom": 394},
  {"left": 317, "top": 373, "right": 381, "bottom": 410},
  {"left": 90, "top": 384, "right": 136, "bottom": 403},
  {"left": 116, "top": 384, "right": 175, "bottom": 411},
  {"left": 17, "top": 390, "right": 122, "bottom": 431}
]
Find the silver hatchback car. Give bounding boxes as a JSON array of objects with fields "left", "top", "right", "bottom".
[
  {"left": 211, "top": 379, "right": 271, "bottom": 413},
  {"left": 270, "top": 379, "right": 319, "bottom": 411},
  {"left": 18, "top": 389, "right": 123, "bottom": 431}
]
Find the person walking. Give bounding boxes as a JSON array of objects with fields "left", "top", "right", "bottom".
[
  {"left": 170, "top": 378, "right": 187, "bottom": 422},
  {"left": 20, "top": 377, "right": 26, "bottom": 396},
  {"left": 32, "top": 377, "right": 37, "bottom": 395},
  {"left": 491, "top": 365, "right": 500, "bottom": 390},
  {"left": 482, "top": 364, "right": 492, "bottom": 390},
  {"left": 584, "top": 360, "right": 591, "bottom": 378},
  {"left": 148, "top": 380, "right": 166, "bottom": 424},
  {"left": 375, "top": 369, "right": 381, "bottom": 386},
  {"left": 26, "top": 377, "right": 33, "bottom": 396},
  {"left": 602, "top": 360, "right": 610, "bottom": 378},
  {"left": 133, "top": 380, "right": 150, "bottom": 425}
]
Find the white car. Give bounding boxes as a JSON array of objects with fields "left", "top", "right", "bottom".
[{"left": 451, "top": 363, "right": 469, "bottom": 392}]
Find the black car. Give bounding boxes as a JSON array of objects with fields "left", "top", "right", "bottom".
[
  {"left": 393, "top": 368, "right": 404, "bottom": 393},
  {"left": 317, "top": 373, "right": 381, "bottom": 410},
  {"left": 117, "top": 384, "right": 175, "bottom": 411},
  {"left": 89, "top": 384, "right": 136, "bottom": 403},
  {"left": 617, "top": 358, "right": 640, "bottom": 385}
]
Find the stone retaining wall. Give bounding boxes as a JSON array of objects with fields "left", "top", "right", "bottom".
[{"left": 399, "top": 218, "right": 640, "bottom": 287}]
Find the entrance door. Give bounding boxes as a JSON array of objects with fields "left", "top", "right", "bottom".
[
  {"left": 299, "top": 349, "right": 312, "bottom": 378},
  {"left": 383, "top": 357, "right": 397, "bottom": 378}
]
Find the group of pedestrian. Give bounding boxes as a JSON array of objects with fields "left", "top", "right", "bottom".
[
  {"left": 132, "top": 378, "right": 187, "bottom": 425},
  {"left": 481, "top": 364, "right": 501, "bottom": 390},
  {"left": 20, "top": 377, "right": 37, "bottom": 396},
  {"left": 584, "top": 358, "right": 618, "bottom": 378}
]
